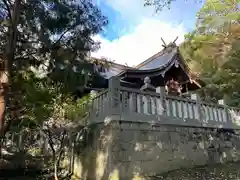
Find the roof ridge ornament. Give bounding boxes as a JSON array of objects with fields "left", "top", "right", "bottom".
[
  {"left": 161, "top": 37, "right": 167, "bottom": 48},
  {"left": 173, "top": 36, "right": 178, "bottom": 43},
  {"left": 161, "top": 36, "right": 178, "bottom": 49}
]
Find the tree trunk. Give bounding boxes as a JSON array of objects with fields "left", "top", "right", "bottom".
[
  {"left": 54, "top": 161, "right": 59, "bottom": 180},
  {"left": 50, "top": 142, "right": 59, "bottom": 180},
  {"left": 0, "top": 0, "right": 22, "bottom": 138},
  {"left": 0, "top": 87, "right": 5, "bottom": 138}
]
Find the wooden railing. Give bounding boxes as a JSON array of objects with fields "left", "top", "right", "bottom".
[{"left": 89, "top": 77, "right": 240, "bottom": 129}]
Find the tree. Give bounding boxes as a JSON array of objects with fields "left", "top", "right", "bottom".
[
  {"left": 144, "top": 0, "right": 201, "bottom": 12},
  {"left": 0, "top": 0, "right": 107, "bottom": 138},
  {"left": 144, "top": 0, "right": 178, "bottom": 12},
  {"left": 196, "top": 0, "right": 240, "bottom": 34},
  {"left": 2, "top": 70, "right": 94, "bottom": 179},
  {"left": 180, "top": 0, "right": 240, "bottom": 106},
  {"left": 144, "top": 0, "right": 240, "bottom": 106},
  {"left": 0, "top": 0, "right": 22, "bottom": 138},
  {"left": 37, "top": 95, "right": 90, "bottom": 180}
]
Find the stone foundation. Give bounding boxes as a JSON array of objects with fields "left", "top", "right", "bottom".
[{"left": 73, "top": 121, "right": 240, "bottom": 180}]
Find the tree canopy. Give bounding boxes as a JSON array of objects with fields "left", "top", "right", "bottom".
[
  {"left": 145, "top": 0, "right": 240, "bottom": 106},
  {"left": 0, "top": 0, "right": 108, "bottom": 135},
  {"left": 144, "top": 0, "right": 202, "bottom": 12},
  {"left": 180, "top": 0, "right": 240, "bottom": 106}
]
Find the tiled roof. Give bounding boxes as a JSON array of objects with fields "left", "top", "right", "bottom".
[
  {"left": 137, "top": 47, "right": 178, "bottom": 70},
  {"left": 91, "top": 57, "right": 132, "bottom": 79},
  {"left": 92, "top": 43, "right": 200, "bottom": 83},
  {"left": 135, "top": 43, "right": 178, "bottom": 69}
]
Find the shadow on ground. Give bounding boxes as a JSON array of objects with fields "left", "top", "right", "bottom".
[
  {"left": 0, "top": 149, "right": 51, "bottom": 180},
  {"left": 149, "top": 161, "right": 240, "bottom": 180}
]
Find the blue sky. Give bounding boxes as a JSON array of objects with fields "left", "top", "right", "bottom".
[{"left": 92, "top": 0, "right": 203, "bottom": 66}]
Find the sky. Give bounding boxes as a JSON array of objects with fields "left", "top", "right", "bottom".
[{"left": 91, "top": 0, "right": 203, "bottom": 67}]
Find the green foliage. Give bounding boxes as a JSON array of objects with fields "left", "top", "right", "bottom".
[
  {"left": 144, "top": 0, "right": 202, "bottom": 12},
  {"left": 0, "top": 0, "right": 108, "bottom": 131},
  {"left": 1, "top": 1, "right": 106, "bottom": 178},
  {"left": 64, "top": 95, "right": 91, "bottom": 122},
  {"left": 27, "top": 147, "right": 42, "bottom": 156},
  {"left": 180, "top": 0, "right": 240, "bottom": 106},
  {"left": 144, "top": 0, "right": 177, "bottom": 11},
  {"left": 196, "top": 0, "right": 240, "bottom": 34},
  {"left": 8, "top": 70, "right": 91, "bottom": 131},
  {"left": 145, "top": 0, "right": 240, "bottom": 107},
  {"left": 1, "top": 0, "right": 108, "bottom": 92}
]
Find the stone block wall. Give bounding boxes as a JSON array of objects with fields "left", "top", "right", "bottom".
[{"left": 73, "top": 121, "right": 240, "bottom": 180}]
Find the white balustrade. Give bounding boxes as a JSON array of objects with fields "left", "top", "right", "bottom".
[{"left": 87, "top": 77, "right": 240, "bottom": 129}]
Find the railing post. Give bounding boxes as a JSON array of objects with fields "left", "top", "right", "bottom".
[
  {"left": 191, "top": 93, "right": 203, "bottom": 122},
  {"left": 218, "top": 99, "right": 224, "bottom": 105},
  {"left": 218, "top": 99, "right": 231, "bottom": 126},
  {"left": 90, "top": 90, "right": 97, "bottom": 98},
  {"left": 108, "top": 76, "right": 121, "bottom": 115},
  {"left": 141, "top": 77, "right": 156, "bottom": 114},
  {"left": 156, "top": 86, "right": 166, "bottom": 115}
]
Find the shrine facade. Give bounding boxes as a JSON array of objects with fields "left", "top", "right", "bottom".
[
  {"left": 87, "top": 41, "right": 240, "bottom": 129},
  {"left": 93, "top": 41, "right": 204, "bottom": 96},
  {"left": 79, "top": 41, "right": 240, "bottom": 180}
]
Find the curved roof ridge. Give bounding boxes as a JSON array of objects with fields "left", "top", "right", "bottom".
[
  {"left": 135, "top": 48, "right": 168, "bottom": 69},
  {"left": 121, "top": 53, "right": 177, "bottom": 74},
  {"left": 91, "top": 57, "right": 133, "bottom": 69},
  {"left": 135, "top": 43, "right": 178, "bottom": 69}
]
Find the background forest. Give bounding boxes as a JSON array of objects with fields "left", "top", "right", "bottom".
[
  {"left": 0, "top": 0, "right": 240, "bottom": 179},
  {"left": 146, "top": 0, "right": 240, "bottom": 106},
  {"left": 179, "top": 0, "right": 240, "bottom": 106}
]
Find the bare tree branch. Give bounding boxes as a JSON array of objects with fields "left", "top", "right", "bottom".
[
  {"left": 56, "top": 130, "right": 66, "bottom": 168},
  {"left": 52, "top": 25, "right": 77, "bottom": 48},
  {"left": 2, "top": 0, "right": 12, "bottom": 22}
]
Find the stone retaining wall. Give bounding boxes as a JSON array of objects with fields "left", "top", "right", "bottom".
[{"left": 73, "top": 121, "right": 240, "bottom": 180}]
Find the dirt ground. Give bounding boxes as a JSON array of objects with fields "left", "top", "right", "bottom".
[{"left": 150, "top": 161, "right": 240, "bottom": 180}]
